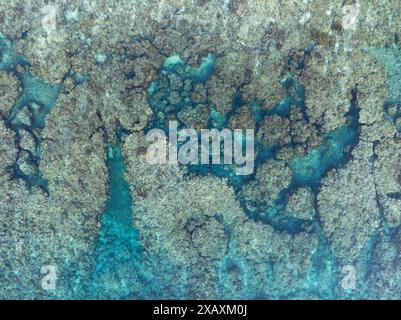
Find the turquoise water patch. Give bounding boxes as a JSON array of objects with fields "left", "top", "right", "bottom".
[
  {"left": 10, "top": 72, "right": 60, "bottom": 128},
  {"left": 0, "top": 33, "right": 29, "bottom": 71},
  {"left": 89, "top": 142, "right": 144, "bottom": 299},
  {"left": 0, "top": 33, "right": 60, "bottom": 192},
  {"left": 86, "top": 140, "right": 184, "bottom": 299},
  {"left": 290, "top": 89, "right": 359, "bottom": 186}
]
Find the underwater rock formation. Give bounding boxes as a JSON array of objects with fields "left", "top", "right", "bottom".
[{"left": 1, "top": 0, "right": 401, "bottom": 300}]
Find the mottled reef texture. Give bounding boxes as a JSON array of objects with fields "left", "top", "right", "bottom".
[{"left": 1, "top": 0, "right": 401, "bottom": 299}]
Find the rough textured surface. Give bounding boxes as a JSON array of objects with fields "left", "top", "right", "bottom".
[{"left": 0, "top": 0, "right": 401, "bottom": 299}]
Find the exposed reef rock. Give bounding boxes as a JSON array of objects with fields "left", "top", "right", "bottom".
[{"left": 1, "top": 0, "right": 401, "bottom": 300}]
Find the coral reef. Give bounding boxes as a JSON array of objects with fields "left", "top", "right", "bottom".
[{"left": 1, "top": 0, "right": 401, "bottom": 300}]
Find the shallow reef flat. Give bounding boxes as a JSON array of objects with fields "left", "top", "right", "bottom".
[{"left": 1, "top": 0, "right": 401, "bottom": 299}]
